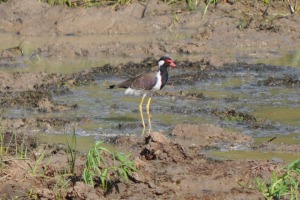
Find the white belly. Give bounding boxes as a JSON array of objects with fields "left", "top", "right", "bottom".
[{"left": 125, "top": 87, "right": 144, "bottom": 96}]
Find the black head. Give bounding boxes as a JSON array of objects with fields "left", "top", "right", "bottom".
[{"left": 158, "top": 56, "right": 176, "bottom": 69}]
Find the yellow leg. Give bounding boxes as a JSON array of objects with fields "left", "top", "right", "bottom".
[
  {"left": 139, "top": 94, "right": 146, "bottom": 134},
  {"left": 146, "top": 96, "right": 152, "bottom": 133}
]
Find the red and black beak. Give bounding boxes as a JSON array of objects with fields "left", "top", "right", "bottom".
[{"left": 166, "top": 59, "right": 176, "bottom": 68}]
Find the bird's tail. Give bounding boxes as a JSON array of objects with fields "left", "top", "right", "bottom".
[{"left": 108, "top": 85, "right": 116, "bottom": 89}]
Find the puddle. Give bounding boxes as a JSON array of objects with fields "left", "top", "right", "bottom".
[
  {"left": 0, "top": 32, "right": 138, "bottom": 73},
  {"left": 2, "top": 61, "right": 300, "bottom": 139},
  {"left": 208, "top": 133, "right": 300, "bottom": 162},
  {"left": 0, "top": 32, "right": 191, "bottom": 74},
  {"left": 261, "top": 50, "right": 300, "bottom": 67},
  {"left": 254, "top": 106, "right": 300, "bottom": 126},
  {"left": 254, "top": 133, "right": 300, "bottom": 145},
  {"left": 37, "top": 132, "right": 115, "bottom": 152},
  {"left": 38, "top": 133, "right": 96, "bottom": 152},
  {"left": 209, "top": 150, "right": 299, "bottom": 163}
]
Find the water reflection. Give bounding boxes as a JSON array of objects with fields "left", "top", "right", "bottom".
[{"left": 261, "top": 50, "right": 300, "bottom": 67}]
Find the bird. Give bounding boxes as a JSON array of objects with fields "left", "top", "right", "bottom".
[{"left": 108, "top": 56, "right": 176, "bottom": 134}]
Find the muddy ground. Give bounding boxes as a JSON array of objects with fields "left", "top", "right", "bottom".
[{"left": 0, "top": 0, "right": 300, "bottom": 199}]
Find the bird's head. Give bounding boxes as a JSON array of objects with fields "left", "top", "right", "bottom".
[{"left": 158, "top": 56, "right": 176, "bottom": 69}]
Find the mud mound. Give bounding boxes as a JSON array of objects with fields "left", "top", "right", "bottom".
[
  {"left": 221, "top": 62, "right": 285, "bottom": 73},
  {"left": 1, "top": 116, "right": 89, "bottom": 134},
  {"left": 212, "top": 108, "right": 257, "bottom": 122},
  {"left": 259, "top": 74, "right": 300, "bottom": 86},
  {"left": 0, "top": 69, "right": 98, "bottom": 111},
  {"left": 90, "top": 57, "right": 157, "bottom": 76},
  {"left": 155, "top": 90, "right": 205, "bottom": 100},
  {"left": 175, "top": 59, "right": 213, "bottom": 70},
  {"left": 0, "top": 71, "right": 61, "bottom": 92},
  {"left": 128, "top": 131, "right": 263, "bottom": 199},
  {"left": 0, "top": 90, "right": 76, "bottom": 111},
  {"left": 170, "top": 71, "right": 225, "bottom": 85},
  {"left": 140, "top": 132, "right": 196, "bottom": 163},
  {"left": 171, "top": 124, "right": 253, "bottom": 149}
]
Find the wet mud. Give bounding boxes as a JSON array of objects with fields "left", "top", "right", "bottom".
[
  {"left": 1, "top": 59, "right": 299, "bottom": 199},
  {"left": 2, "top": 59, "right": 296, "bottom": 130}
]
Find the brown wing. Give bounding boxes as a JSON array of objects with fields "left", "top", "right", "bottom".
[{"left": 117, "top": 72, "right": 157, "bottom": 90}]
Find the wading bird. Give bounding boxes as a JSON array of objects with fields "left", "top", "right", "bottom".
[{"left": 108, "top": 56, "right": 176, "bottom": 134}]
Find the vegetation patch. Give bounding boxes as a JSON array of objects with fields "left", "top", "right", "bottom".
[
  {"left": 40, "top": 0, "right": 131, "bottom": 8},
  {"left": 256, "top": 159, "right": 300, "bottom": 200},
  {"left": 83, "top": 141, "right": 136, "bottom": 192},
  {"left": 259, "top": 75, "right": 300, "bottom": 86},
  {"left": 155, "top": 90, "right": 205, "bottom": 100},
  {"left": 212, "top": 108, "right": 257, "bottom": 122},
  {"left": 0, "top": 128, "right": 137, "bottom": 199}
]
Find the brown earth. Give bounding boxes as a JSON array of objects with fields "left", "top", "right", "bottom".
[
  {"left": 0, "top": 127, "right": 279, "bottom": 200},
  {"left": 0, "top": 0, "right": 300, "bottom": 199},
  {"left": 1, "top": 0, "right": 300, "bottom": 66}
]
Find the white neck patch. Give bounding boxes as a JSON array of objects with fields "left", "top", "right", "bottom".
[{"left": 158, "top": 60, "right": 165, "bottom": 68}]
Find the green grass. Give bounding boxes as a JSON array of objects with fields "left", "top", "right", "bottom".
[
  {"left": 186, "top": 0, "right": 199, "bottom": 11},
  {"left": 65, "top": 128, "right": 77, "bottom": 175},
  {"left": 82, "top": 140, "right": 137, "bottom": 191},
  {"left": 53, "top": 173, "right": 71, "bottom": 199},
  {"left": 39, "top": 0, "right": 128, "bottom": 7},
  {"left": 39, "top": 0, "right": 71, "bottom": 6},
  {"left": 31, "top": 147, "right": 47, "bottom": 175},
  {"left": 256, "top": 159, "right": 300, "bottom": 200},
  {"left": 0, "top": 121, "right": 137, "bottom": 198},
  {"left": 204, "top": 0, "right": 218, "bottom": 14},
  {"left": 0, "top": 120, "right": 4, "bottom": 169},
  {"left": 36, "top": 0, "right": 299, "bottom": 15},
  {"left": 0, "top": 130, "right": 28, "bottom": 164}
]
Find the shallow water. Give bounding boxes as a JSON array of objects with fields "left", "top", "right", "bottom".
[
  {"left": 261, "top": 50, "right": 300, "bottom": 68},
  {"left": 209, "top": 149, "right": 300, "bottom": 163},
  {"left": 208, "top": 133, "right": 300, "bottom": 162},
  {"left": 0, "top": 32, "right": 185, "bottom": 73},
  {"left": 1, "top": 33, "right": 300, "bottom": 159},
  {"left": 5, "top": 59, "right": 299, "bottom": 141}
]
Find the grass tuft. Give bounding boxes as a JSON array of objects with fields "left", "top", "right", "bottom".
[
  {"left": 204, "top": 0, "right": 218, "bottom": 15},
  {"left": 256, "top": 159, "right": 300, "bottom": 200},
  {"left": 36, "top": 0, "right": 300, "bottom": 15},
  {"left": 82, "top": 140, "right": 137, "bottom": 191},
  {"left": 66, "top": 127, "right": 77, "bottom": 175}
]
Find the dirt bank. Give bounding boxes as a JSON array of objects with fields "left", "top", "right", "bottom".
[
  {"left": 1, "top": 0, "right": 299, "bottom": 66},
  {"left": 0, "top": 126, "right": 274, "bottom": 199}
]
